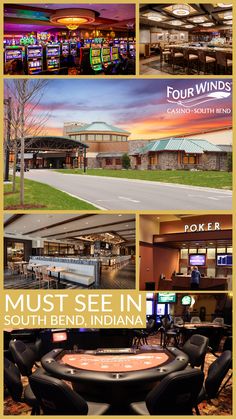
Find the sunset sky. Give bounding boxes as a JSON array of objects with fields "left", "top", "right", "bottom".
[{"left": 5, "top": 78, "right": 232, "bottom": 141}]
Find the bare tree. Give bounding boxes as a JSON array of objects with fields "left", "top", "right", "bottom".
[{"left": 5, "top": 79, "right": 50, "bottom": 204}]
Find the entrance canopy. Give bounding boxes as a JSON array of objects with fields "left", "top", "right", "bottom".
[{"left": 15, "top": 136, "right": 89, "bottom": 152}]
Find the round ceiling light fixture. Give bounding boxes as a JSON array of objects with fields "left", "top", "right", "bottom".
[
  {"left": 201, "top": 22, "right": 215, "bottom": 26},
  {"left": 184, "top": 24, "right": 195, "bottom": 28},
  {"left": 169, "top": 19, "right": 184, "bottom": 26},
  {"left": 192, "top": 16, "right": 206, "bottom": 23},
  {"left": 50, "top": 8, "right": 96, "bottom": 30},
  {"left": 172, "top": 4, "right": 190, "bottom": 16},
  {"left": 223, "top": 11, "right": 233, "bottom": 19},
  {"left": 217, "top": 3, "right": 232, "bottom": 7}
]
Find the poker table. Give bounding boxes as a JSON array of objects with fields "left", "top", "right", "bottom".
[
  {"left": 175, "top": 322, "right": 226, "bottom": 349},
  {"left": 41, "top": 346, "right": 189, "bottom": 405}
]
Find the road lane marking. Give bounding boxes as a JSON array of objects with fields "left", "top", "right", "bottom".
[{"left": 118, "top": 196, "right": 140, "bottom": 203}]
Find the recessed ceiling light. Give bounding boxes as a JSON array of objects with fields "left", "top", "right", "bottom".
[
  {"left": 118, "top": 214, "right": 122, "bottom": 217},
  {"left": 184, "top": 24, "right": 195, "bottom": 28}
]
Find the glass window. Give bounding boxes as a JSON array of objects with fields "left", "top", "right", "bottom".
[
  {"left": 103, "top": 134, "right": 110, "bottom": 141},
  {"left": 183, "top": 155, "right": 197, "bottom": 164},
  {"left": 115, "top": 158, "right": 121, "bottom": 165},
  {"left": 88, "top": 134, "right": 95, "bottom": 141},
  {"left": 105, "top": 158, "right": 113, "bottom": 165}
]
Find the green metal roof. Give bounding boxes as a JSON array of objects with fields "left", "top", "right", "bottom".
[
  {"left": 132, "top": 138, "right": 223, "bottom": 155},
  {"left": 67, "top": 121, "right": 130, "bottom": 134}
]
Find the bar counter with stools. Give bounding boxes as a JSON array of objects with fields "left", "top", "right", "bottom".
[
  {"left": 140, "top": 3, "right": 232, "bottom": 76},
  {"left": 157, "top": 44, "right": 231, "bottom": 74}
]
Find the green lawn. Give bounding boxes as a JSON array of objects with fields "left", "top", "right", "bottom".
[
  {"left": 4, "top": 177, "right": 98, "bottom": 210},
  {"left": 55, "top": 169, "right": 232, "bottom": 190}
]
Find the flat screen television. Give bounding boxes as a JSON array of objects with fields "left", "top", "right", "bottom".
[
  {"left": 217, "top": 254, "right": 232, "bottom": 266},
  {"left": 157, "top": 292, "right": 176, "bottom": 303},
  {"left": 189, "top": 254, "right": 206, "bottom": 266}
]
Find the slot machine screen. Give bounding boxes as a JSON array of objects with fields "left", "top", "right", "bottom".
[
  {"left": 6, "top": 48, "right": 23, "bottom": 60},
  {"left": 47, "top": 46, "right": 60, "bottom": 57},
  {"left": 146, "top": 300, "right": 153, "bottom": 316},
  {"left": 92, "top": 49, "right": 100, "bottom": 57},
  {"left": 156, "top": 304, "right": 168, "bottom": 316},
  {"left": 28, "top": 47, "right": 42, "bottom": 58}
]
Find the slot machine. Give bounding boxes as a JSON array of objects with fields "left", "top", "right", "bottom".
[
  {"left": 119, "top": 41, "right": 127, "bottom": 55},
  {"left": 111, "top": 46, "right": 120, "bottom": 64},
  {"left": 45, "top": 44, "right": 60, "bottom": 72},
  {"left": 61, "top": 42, "right": 69, "bottom": 57},
  {"left": 70, "top": 42, "right": 77, "bottom": 56},
  {"left": 90, "top": 46, "right": 102, "bottom": 72},
  {"left": 5, "top": 46, "right": 24, "bottom": 65},
  {"left": 101, "top": 46, "right": 111, "bottom": 68},
  {"left": 128, "top": 41, "right": 136, "bottom": 58},
  {"left": 27, "top": 45, "right": 43, "bottom": 74}
]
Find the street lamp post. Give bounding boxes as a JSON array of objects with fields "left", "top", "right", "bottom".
[{"left": 4, "top": 97, "right": 12, "bottom": 182}]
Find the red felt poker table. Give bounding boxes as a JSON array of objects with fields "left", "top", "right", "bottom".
[{"left": 41, "top": 347, "right": 189, "bottom": 405}]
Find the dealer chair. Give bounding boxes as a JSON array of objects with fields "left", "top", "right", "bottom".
[
  {"left": 182, "top": 334, "right": 209, "bottom": 370},
  {"left": 4, "top": 358, "right": 40, "bottom": 414},
  {"left": 9, "top": 340, "right": 38, "bottom": 377},
  {"left": 195, "top": 350, "right": 232, "bottom": 415},
  {"left": 130, "top": 368, "right": 204, "bottom": 415},
  {"left": 29, "top": 368, "right": 110, "bottom": 415}
]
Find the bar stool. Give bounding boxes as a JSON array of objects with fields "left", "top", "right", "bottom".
[
  {"left": 184, "top": 48, "right": 199, "bottom": 74},
  {"left": 216, "top": 51, "right": 232, "bottom": 74},
  {"left": 160, "top": 46, "right": 171, "bottom": 70},
  {"left": 198, "top": 50, "right": 216, "bottom": 74},
  {"left": 171, "top": 48, "right": 184, "bottom": 74}
]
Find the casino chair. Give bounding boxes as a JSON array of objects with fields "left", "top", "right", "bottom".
[
  {"left": 129, "top": 368, "right": 204, "bottom": 415},
  {"left": 29, "top": 368, "right": 111, "bottom": 415},
  {"left": 212, "top": 317, "right": 224, "bottom": 326},
  {"left": 4, "top": 358, "right": 40, "bottom": 414},
  {"left": 195, "top": 350, "right": 232, "bottom": 415},
  {"left": 9, "top": 340, "right": 38, "bottom": 377},
  {"left": 133, "top": 318, "right": 156, "bottom": 347},
  {"left": 182, "top": 334, "right": 209, "bottom": 370},
  {"left": 191, "top": 317, "right": 201, "bottom": 323}
]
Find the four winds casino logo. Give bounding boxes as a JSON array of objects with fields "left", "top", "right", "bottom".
[{"left": 166, "top": 81, "right": 231, "bottom": 108}]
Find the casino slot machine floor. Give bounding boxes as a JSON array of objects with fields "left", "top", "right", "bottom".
[{"left": 4, "top": 323, "right": 232, "bottom": 415}]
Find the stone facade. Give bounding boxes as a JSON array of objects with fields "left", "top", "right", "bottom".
[
  {"left": 131, "top": 151, "right": 229, "bottom": 171},
  {"left": 200, "top": 152, "right": 228, "bottom": 171}
]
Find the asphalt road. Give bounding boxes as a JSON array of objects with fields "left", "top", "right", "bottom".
[{"left": 23, "top": 170, "right": 232, "bottom": 210}]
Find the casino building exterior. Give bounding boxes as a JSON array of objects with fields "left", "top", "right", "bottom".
[
  {"left": 64, "top": 121, "right": 130, "bottom": 169},
  {"left": 12, "top": 123, "right": 231, "bottom": 171}
]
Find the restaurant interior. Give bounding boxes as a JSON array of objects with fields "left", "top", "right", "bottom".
[
  {"left": 139, "top": 214, "right": 232, "bottom": 291},
  {"left": 140, "top": 3, "right": 232, "bottom": 75},
  {"left": 4, "top": 213, "right": 135, "bottom": 289},
  {"left": 4, "top": 293, "right": 232, "bottom": 415},
  {"left": 4, "top": 3, "right": 135, "bottom": 75}
]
